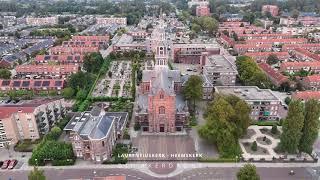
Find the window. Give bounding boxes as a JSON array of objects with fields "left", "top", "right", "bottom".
[
  {"left": 160, "top": 93, "right": 164, "bottom": 99},
  {"left": 159, "top": 106, "right": 165, "bottom": 114},
  {"left": 102, "top": 141, "right": 105, "bottom": 147}
]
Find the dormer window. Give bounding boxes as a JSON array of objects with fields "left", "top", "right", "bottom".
[{"left": 160, "top": 93, "right": 164, "bottom": 99}]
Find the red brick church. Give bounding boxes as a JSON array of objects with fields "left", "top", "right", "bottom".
[{"left": 135, "top": 28, "right": 189, "bottom": 133}]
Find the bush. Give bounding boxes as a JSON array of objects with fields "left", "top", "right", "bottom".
[
  {"left": 45, "top": 126, "right": 62, "bottom": 141},
  {"left": 102, "top": 144, "right": 128, "bottom": 164},
  {"left": 52, "top": 159, "right": 75, "bottom": 166},
  {"left": 198, "top": 157, "right": 237, "bottom": 163},
  {"left": 271, "top": 125, "right": 278, "bottom": 134},
  {"left": 56, "top": 117, "right": 71, "bottom": 130},
  {"left": 134, "top": 123, "right": 141, "bottom": 131},
  {"left": 189, "top": 116, "right": 197, "bottom": 126},
  {"left": 252, "top": 121, "right": 280, "bottom": 126},
  {"left": 251, "top": 141, "right": 258, "bottom": 151}
]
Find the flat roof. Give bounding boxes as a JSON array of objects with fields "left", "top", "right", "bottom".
[
  {"left": 204, "top": 55, "right": 237, "bottom": 73},
  {"left": 215, "top": 86, "right": 280, "bottom": 101}
]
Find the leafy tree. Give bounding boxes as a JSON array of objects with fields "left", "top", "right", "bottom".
[
  {"left": 62, "top": 87, "right": 75, "bottom": 99},
  {"left": 271, "top": 125, "right": 278, "bottom": 134},
  {"left": 237, "top": 164, "right": 260, "bottom": 180},
  {"left": 291, "top": 9, "right": 300, "bottom": 19},
  {"left": 0, "top": 68, "right": 11, "bottom": 79},
  {"left": 46, "top": 126, "right": 62, "bottom": 141},
  {"left": 83, "top": 52, "right": 104, "bottom": 74},
  {"left": 266, "top": 54, "right": 279, "bottom": 65},
  {"left": 284, "top": 97, "right": 291, "bottom": 105},
  {"left": 67, "top": 71, "right": 95, "bottom": 92},
  {"left": 199, "top": 95, "right": 247, "bottom": 158},
  {"left": 299, "top": 99, "right": 320, "bottom": 153},
  {"left": 76, "top": 89, "right": 87, "bottom": 101},
  {"left": 251, "top": 141, "right": 257, "bottom": 151},
  {"left": 279, "top": 100, "right": 305, "bottom": 153},
  {"left": 28, "top": 166, "right": 46, "bottom": 180},
  {"left": 183, "top": 75, "right": 203, "bottom": 112},
  {"left": 191, "top": 24, "right": 201, "bottom": 33}
]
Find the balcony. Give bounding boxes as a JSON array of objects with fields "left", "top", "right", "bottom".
[
  {"left": 46, "top": 109, "right": 52, "bottom": 114},
  {"left": 36, "top": 111, "right": 44, "bottom": 117}
]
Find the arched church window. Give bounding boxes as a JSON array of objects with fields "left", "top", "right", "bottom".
[{"left": 159, "top": 106, "right": 165, "bottom": 114}]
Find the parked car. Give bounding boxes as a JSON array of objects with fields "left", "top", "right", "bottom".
[
  {"left": 1, "top": 160, "right": 10, "bottom": 169},
  {"left": 7, "top": 159, "right": 17, "bottom": 169}
]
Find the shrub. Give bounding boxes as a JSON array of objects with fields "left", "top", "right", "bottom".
[
  {"left": 52, "top": 159, "right": 75, "bottom": 166},
  {"left": 251, "top": 141, "right": 257, "bottom": 151},
  {"left": 271, "top": 125, "right": 278, "bottom": 134},
  {"left": 134, "top": 123, "right": 141, "bottom": 131},
  {"left": 45, "top": 126, "right": 62, "bottom": 141}
]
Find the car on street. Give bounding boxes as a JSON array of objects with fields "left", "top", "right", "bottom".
[
  {"left": 1, "top": 160, "right": 10, "bottom": 169},
  {"left": 8, "top": 159, "right": 18, "bottom": 169}
]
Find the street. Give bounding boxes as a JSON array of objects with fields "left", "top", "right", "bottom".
[{"left": 0, "top": 166, "right": 315, "bottom": 180}]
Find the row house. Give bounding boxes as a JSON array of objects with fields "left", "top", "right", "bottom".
[
  {"left": 301, "top": 75, "right": 320, "bottom": 90},
  {"left": 219, "top": 22, "right": 250, "bottom": 28},
  {"left": 244, "top": 52, "right": 290, "bottom": 63},
  {"left": 282, "top": 44, "right": 320, "bottom": 51},
  {"left": 62, "top": 41, "right": 108, "bottom": 49},
  {"left": 218, "top": 34, "right": 235, "bottom": 48},
  {"left": 96, "top": 17, "right": 127, "bottom": 26},
  {"left": 280, "top": 16, "right": 320, "bottom": 27},
  {"left": 279, "top": 26, "right": 320, "bottom": 36},
  {"left": 292, "top": 91, "right": 320, "bottom": 101},
  {"left": 237, "top": 33, "right": 293, "bottom": 40},
  {"left": 0, "top": 98, "right": 66, "bottom": 148},
  {"left": 64, "top": 109, "right": 128, "bottom": 163},
  {"left": 0, "top": 79, "right": 65, "bottom": 94},
  {"left": 26, "top": 16, "right": 58, "bottom": 26},
  {"left": 127, "top": 31, "right": 149, "bottom": 41},
  {"left": 196, "top": 5, "right": 210, "bottom": 17},
  {"left": 245, "top": 38, "right": 308, "bottom": 45},
  {"left": 234, "top": 44, "right": 273, "bottom": 55},
  {"left": 258, "top": 63, "right": 288, "bottom": 87},
  {"left": 262, "top": 5, "right": 279, "bottom": 17},
  {"left": 215, "top": 86, "right": 282, "bottom": 121},
  {"left": 172, "top": 44, "right": 220, "bottom": 64},
  {"left": 280, "top": 61, "right": 320, "bottom": 73},
  {"left": 49, "top": 46, "right": 99, "bottom": 55},
  {"left": 16, "top": 64, "right": 80, "bottom": 77},
  {"left": 35, "top": 55, "right": 84, "bottom": 64},
  {"left": 70, "top": 35, "right": 110, "bottom": 42},
  {"left": 292, "top": 48, "right": 320, "bottom": 61},
  {"left": 219, "top": 26, "right": 266, "bottom": 35}
]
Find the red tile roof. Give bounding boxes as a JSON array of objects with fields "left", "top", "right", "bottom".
[
  {"left": 238, "top": 33, "right": 293, "bottom": 38},
  {"left": 292, "top": 91, "right": 320, "bottom": 101},
  {"left": 282, "top": 43, "right": 320, "bottom": 51},
  {"left": 49, "top": 46, "right": 99, "bottom": 55},
  {"left": 35, "top": 55, "right": 84, "bottom": 63},
  {"left": 258, "top": 63, "right": 288, "bottom": 86},
  {"left": 280, "top": 61, "right": 320, "bottom": 70},
  {"left": 16, "top": 64, "right": 80, "bottom": 74},
  {"left": 0, "top": 79, "right": 65, "bottom": 89},
  {"left": 245, "top": 52, "right": 289, "bottom": 59},
  {"left": 245, "top": 38, "right": 308, "bottom": 45},
  {"left": 71, "top": 35, "right": 109, "bottom": 41},
  {"left": 304, "top": 74, "right": 320, "bottom": 82},
  {"left": 294, "top": 48, "right": 320, "bottom": 61}
]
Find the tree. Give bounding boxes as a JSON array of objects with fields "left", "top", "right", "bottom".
[
  {"left": 284, "top": 97, "right": 291, "bottom": 105},
  {"left": 279, "top": 100, "right": 305, "bottom": 153},
  {"left": 191, "top": 24, "right": 201, "bottom": 33},
  {"left": 62, "top": 87, "right": 75, "bottom": 99},
  {"left": 299, "top": 99, "right": 320, "bottom": 153},
  {"left": 251, "top": 141, "right": 257, "bottom": 151},
  {"left": 237, "top": 164, "right": 260, "bottom": 180},
  {"left": 0, "top": 68, "right": 11, "bottom": 79},
  {"left": 83, "top": 52, "right": 104, "bottom": 74},
  {"left": 28, "top": 166, "right": 46, "bottom": 180},
  {"left": 271, "top": 125, "right": 278, "bottom": 134},
  {"left": 182, "top": 75, "right": 203, "bottom": 112},
  {"left": 266, "top": 54, "right": 279, "bottom": 65},
  {"left": 76, "top": 89, "right": 87, "bottom": 101},
  {"left": 291, "top": 9, "right": 300, "bottom": 19}
]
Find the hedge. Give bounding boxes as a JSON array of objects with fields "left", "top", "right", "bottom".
[
  {"left": 252, "top": 121, "right": 281, "bottom": 126},
  {"left": 198, "top": 157, "right": 238, "bottom": 163}
]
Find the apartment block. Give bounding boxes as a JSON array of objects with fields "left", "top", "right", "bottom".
[
  {"left": 203, "top": 55, "right": 238, "bottom": 86},
  {"left": 26, "top": 16, "right": 58, "bottom": 26},
  {"left": 0, "top": 99, "right": 66, "bottom": 147},
  {"left": 215, "top": 86, "right": 281, "bottom": 121},
  {"left": 96, "top": 17, "right": 127, "bottom": 26},
  {"left": 262, "top": 5, "right": 279, "bottom": 17}
]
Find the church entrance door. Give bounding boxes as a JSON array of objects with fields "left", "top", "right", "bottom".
[{"left": 160, "top": 126, "right": 165, "bottom": 132}]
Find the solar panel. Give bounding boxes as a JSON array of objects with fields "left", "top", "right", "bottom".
[
  {"left": 1, "top": 80, "right": 10, "bottom": 86},
  {"left": 42, "top": 81, "right": 50, "bottom": 86},
  {"left": 34, "top": 81, "right": 42, "bottom": 86},
  {"left": 44, "top": 56, "right": 51, "bottom": 60},
  {"left": 55, "top": 81, "right": 62, "bottom": 86},
  {"left": 92, "top": 42, "right": 96, "bottom": 45},
  {"left": 22, "top": 81, "right": 30, "bottom": 87},
  {"left": 13, "top": 81, "right": 21, "bottom": 87},
  {"left": 81, "top": 42, "right": 85, "bottom": 45},
  {"left": 75, "top": 56, "right": 80, "bottom": 60},
  {"left": 67, "top": 56, "right": 73, "bottom": 60},
  {"left": 53, "top": 56, "right": 58, "bottom": 60}
]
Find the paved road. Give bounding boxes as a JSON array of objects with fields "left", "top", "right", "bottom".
[{"left": 1, "top": 166, "right": 315, "bottom": 180}]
